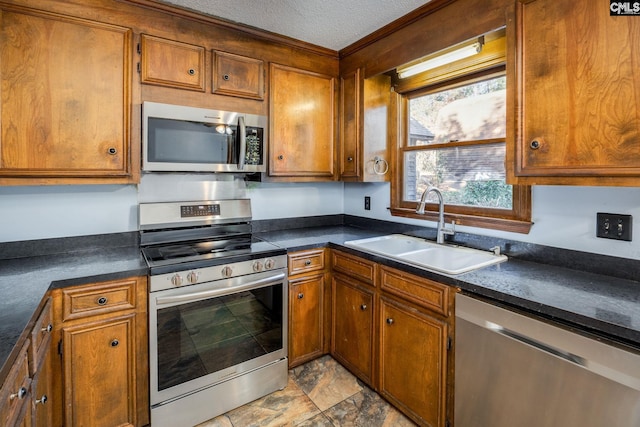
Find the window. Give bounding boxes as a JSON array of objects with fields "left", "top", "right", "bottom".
[{"left": 390, "top": 34, "right": 531, "bottom": 233}]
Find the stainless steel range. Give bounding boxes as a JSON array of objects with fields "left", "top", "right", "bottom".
[{"left": 140, "top": 198, "right": 288, "bottom": 427}]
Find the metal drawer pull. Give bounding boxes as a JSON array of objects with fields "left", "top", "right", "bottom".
[
  {"left": 304, "top": 260, "right": 312, "bottom": 266},
  {"left": 386, "top": 318, "right": 394, "bottom": 325},
  {"left": 35, "top": 395, "right": 48, "bottom": 405},
  {"left": 188, "top": 68, "right": 196, "bottom": 75},
  {"left": 297, "top": 293, "right": 304, "bottom": 299},
  {"left": 111, "top": 339, "right": 119, "bottom": 347},
  {"left": 97, "top": 297, "right": 108, "bottom": 305},
  {"left": 10, "top": 387, "right": 27, "bottom": 400},
  {"left": 108, "top": 147, "right": 117, "bottom": 155},
  {"left": 42, "top": 324, "right": 53, "bottom": 333},
  {"left": 360, "top": 304, "right": 367, "bottom": 310}
]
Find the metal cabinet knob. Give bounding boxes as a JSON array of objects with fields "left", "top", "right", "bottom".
[
  {"left": 347, "top": 156, "right": 354, "bottom": 162},
  {"left": 360, "top": 304, "right": 367, "bottom": 311},
  {"left": 107, "top": 147, "right": 117, "bottom": 155},
  {"left": 304, "top": 260, "right": 312, "bottom": 266},
  {"left": 111, "top": 339, "right": 119, "bottom": 347},
  {"left": 297, "top": 293, "right": 304, "bottom": 299},
  {"left": 35, "top": 395, "right": 48, "bottom": 405},
  {"left": 386, "top": 318, "right": 394, "bottom": 325},
  {"left": 10, "top": 387, "right": 27, "bottom": 400},
  {"left": 278, "top": 155, "right": 284, "bottom": 160},
  {"left": 42, "top": 324, "right": 53, "bottom": 333},
  {"left": 530, "top": 139, "right": 541, "bottom": 150},
  {"left": 223, "top": 74, "right": 230, "bottom": 81},
  {"left": 188, "top": 68, "right": 196, "bottom": 75},
  {"left": 97, "top": 297, "right": 108, "bottom": 306}
]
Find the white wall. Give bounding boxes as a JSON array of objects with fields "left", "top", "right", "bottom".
[
  {"left": 344, "top": 182, "right": 640, "bottom": 260},
  {"left": 2, "top": 180, "right": 640, "bottom": 261}
]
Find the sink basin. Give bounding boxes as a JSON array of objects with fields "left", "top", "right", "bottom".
[{"left": 344, "top": 234, "right": 507, "bottom": 275}]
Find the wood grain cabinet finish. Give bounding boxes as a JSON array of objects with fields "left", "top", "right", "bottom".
[
  {"left": 269, "top": 63, "right": 337, "bottom": 180},
  {"left": 339, "top": 70, "right": 391, "bottom": 182},
  {"left": 0, "top": 341, "right": 31, "bottom": 427},
  {"left": 51, "top": 276, "right": 149, "bottom": 427},
  {"left": 378, "top": 265, "right": 453, "bottom": 427},
  {"left": 0, "top": 5, "right": 133, "bottom": 184},
  {"left": 212, "top": 51, "right": 264, "bottom": 100},
  {"left": 331, "top": 273, "right": 375, "bottom": 386},
  {"left": 0, "top": 298, "right": 54, "bottom": 427},
  {"left": 288, "top": 273, "right": 325, "bottom": 367},
  {"left": 139, "top": 33, "right": 205, "bottom": 91},
  {"left": 509, "top": 0, "right": 640, "bottom": 185},
  {"left": 287, "top": 249, "right": 330, "bottom": 368},
  {"left": 379, "top": 296, "right": 448, "bottom": 427}
]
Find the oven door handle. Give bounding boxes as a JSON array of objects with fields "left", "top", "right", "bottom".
[{"left": 154, "top": 272, "right": 286, "bottom": 307}]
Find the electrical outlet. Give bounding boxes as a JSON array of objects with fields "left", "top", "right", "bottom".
[
  {"left": 364, "top": 196, "right": 371, "bottom": 211},
  {"left": 596, "top": 213, "right": 632, "bottom": 241}
]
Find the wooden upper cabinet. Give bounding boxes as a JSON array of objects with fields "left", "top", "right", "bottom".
[
  {"left": 212, "top": 51, "right": 264, "bottom": 100},
  {"left": 339, "top": 70, "right": 391, "bottom": 182},
  {"left": 509, "top": 0, "right": 640, "bottom": 185},
  {"left": 269, "top": 63, "right": 336, "bottom": 180},
  {"left": 139, "top": 33, "right": 205, "bottom": 91},
  {"left": 0, "top": 6, "right": 133, "bottom": 183}
]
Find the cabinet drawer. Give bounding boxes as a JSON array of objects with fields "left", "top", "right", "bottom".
[
  {"left": 0, "top": 341, "right": 31, "bottom": 427},
  {"left": 380, "top": 266, "right": 450, "bottom": 316},
  {"left": 29, "top": 298, "right": 53, "bottom": 375},
  {"left": 61, "top": 278, "right": 137, "bottom": 321},
  {"left": 331, "top": 250, "right": 376, "bottom": 286},
  {"left": 288, "top": 249, "right": 326, "bottom": 275}
]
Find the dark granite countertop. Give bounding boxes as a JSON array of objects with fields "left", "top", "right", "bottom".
[
  {"left": 258, "top": 224, "right": 640, "bottom": 350},
  {"left": 2, "top": 221, "right": 639, "bottom": 382},
  {"left": 0, "top": 234, "right": 148, "bottom": 379}
]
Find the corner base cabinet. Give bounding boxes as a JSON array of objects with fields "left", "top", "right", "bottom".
[{"left": 50, "top": 276, "right": 149, "bottom": 427}]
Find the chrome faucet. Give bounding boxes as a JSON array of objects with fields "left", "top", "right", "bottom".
[{"left": 416, "top": 186, "right": 456, "bottom": 244}]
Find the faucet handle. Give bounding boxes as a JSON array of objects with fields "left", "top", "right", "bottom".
[{"left": 490, "top": 245, "right": 501, "bottom": 256}]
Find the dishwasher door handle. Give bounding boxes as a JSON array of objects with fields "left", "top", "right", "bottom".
[{"left": 487, "top": 322, "right": 587, "bottom": 366}]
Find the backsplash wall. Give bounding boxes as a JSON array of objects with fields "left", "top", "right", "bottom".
[{"left": 1, "top": 181, "right": 639, "bottom": 260}]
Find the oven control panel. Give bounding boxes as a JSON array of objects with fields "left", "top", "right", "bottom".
[
  {"left": 150, "top": 255, "right": 287, "bottom": 292},
  {"left": 180, "top": 204, "right": 221, "bottom": 217}
]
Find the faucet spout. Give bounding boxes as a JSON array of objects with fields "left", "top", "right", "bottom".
[{"left": 415, "top": 186, "right": 455, "bottom": 244}]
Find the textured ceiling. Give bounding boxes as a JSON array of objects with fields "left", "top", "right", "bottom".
[{"left": 155, "top": 0, "right": 433, "bottom": 50}]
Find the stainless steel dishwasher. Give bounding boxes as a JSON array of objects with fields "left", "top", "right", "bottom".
[{"left": 455, "top": 294, "right": 640, "bottom": 427}]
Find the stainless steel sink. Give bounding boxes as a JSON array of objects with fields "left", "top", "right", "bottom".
[{"left": 344, "top": 234, "right": 507, "bottom": 275}]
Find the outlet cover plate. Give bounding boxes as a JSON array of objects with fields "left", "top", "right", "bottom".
[{"left": 596, "top": 212, "right": 632, "bottom": 241}]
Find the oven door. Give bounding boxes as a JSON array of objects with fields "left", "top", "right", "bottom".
[{"left": 149, "top": 269, "right": 287, "bottom": 406}]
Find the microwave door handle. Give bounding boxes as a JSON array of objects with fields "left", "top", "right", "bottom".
[{"left": 238, "top": 116, "right": 246, "bottom": 170}]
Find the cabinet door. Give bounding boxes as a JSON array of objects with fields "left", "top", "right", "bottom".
[
  {"left": 512, "top": 0, "right": 640, "bottom": 180},
  {"left": 32, "top": 351, "right": 52, "bottom": 427},
  {"left": 0, "top": 7, "right": 132, "bottom": 181},
  {"left": 379, "top": 297, "right": 448, "bottom": 427},
  {"left": 212, "top": 51, "right": 264, "bottom": 99},
  {"left": 331, "top": 274, "right": 374, "bottom": 385},
  {"left": 288, "top": 273, "right": 324, "bottom": 367},
  {"left": 62, "top": 314, "right": 137, "bottom": 427},
  {"left": 269, "top": 63, "right": 336, "bottom": 179},
  {"left": 340, "top": 68, "right": 362, "bottom": 180},
  {"left": 140, "top": 34, "right": 205, "bottom": 91}
]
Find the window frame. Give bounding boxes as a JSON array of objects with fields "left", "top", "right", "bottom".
[{"left": 390, "top": 66, "right": 532, "bottom": 234}]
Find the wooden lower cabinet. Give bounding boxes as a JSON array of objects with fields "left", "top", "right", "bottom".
[
  {"left": 31, "top": 347, "right": 52, "bottom": 427},
  {"left": 287, "top": 249, "right": 330, "bottom": 368},
  {"left": 331, "top": 273, "right": 374, "bottom": 386},
  {"left": 330, "top": 250, "right": 454, "bottom": 427},
  {"left": 61, "top": 314, "right": 137, "bottom": 427},
  {"left": 51, "top": 276, "right": 149, "bottom": 427},
  {"left": 288, "top": 273, "right": 325, "bottom": 367},
  {"left": 379, "top": 297, "right": 448, "bottom": 427}
]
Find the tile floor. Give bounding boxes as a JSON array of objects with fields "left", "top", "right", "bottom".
[{"left": 197, "top": 355, "right": 417, "bottom": 427}]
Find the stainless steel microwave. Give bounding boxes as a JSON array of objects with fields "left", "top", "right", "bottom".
[{"left": 142, "top": 101, "right": 267, "bottom": 173}]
